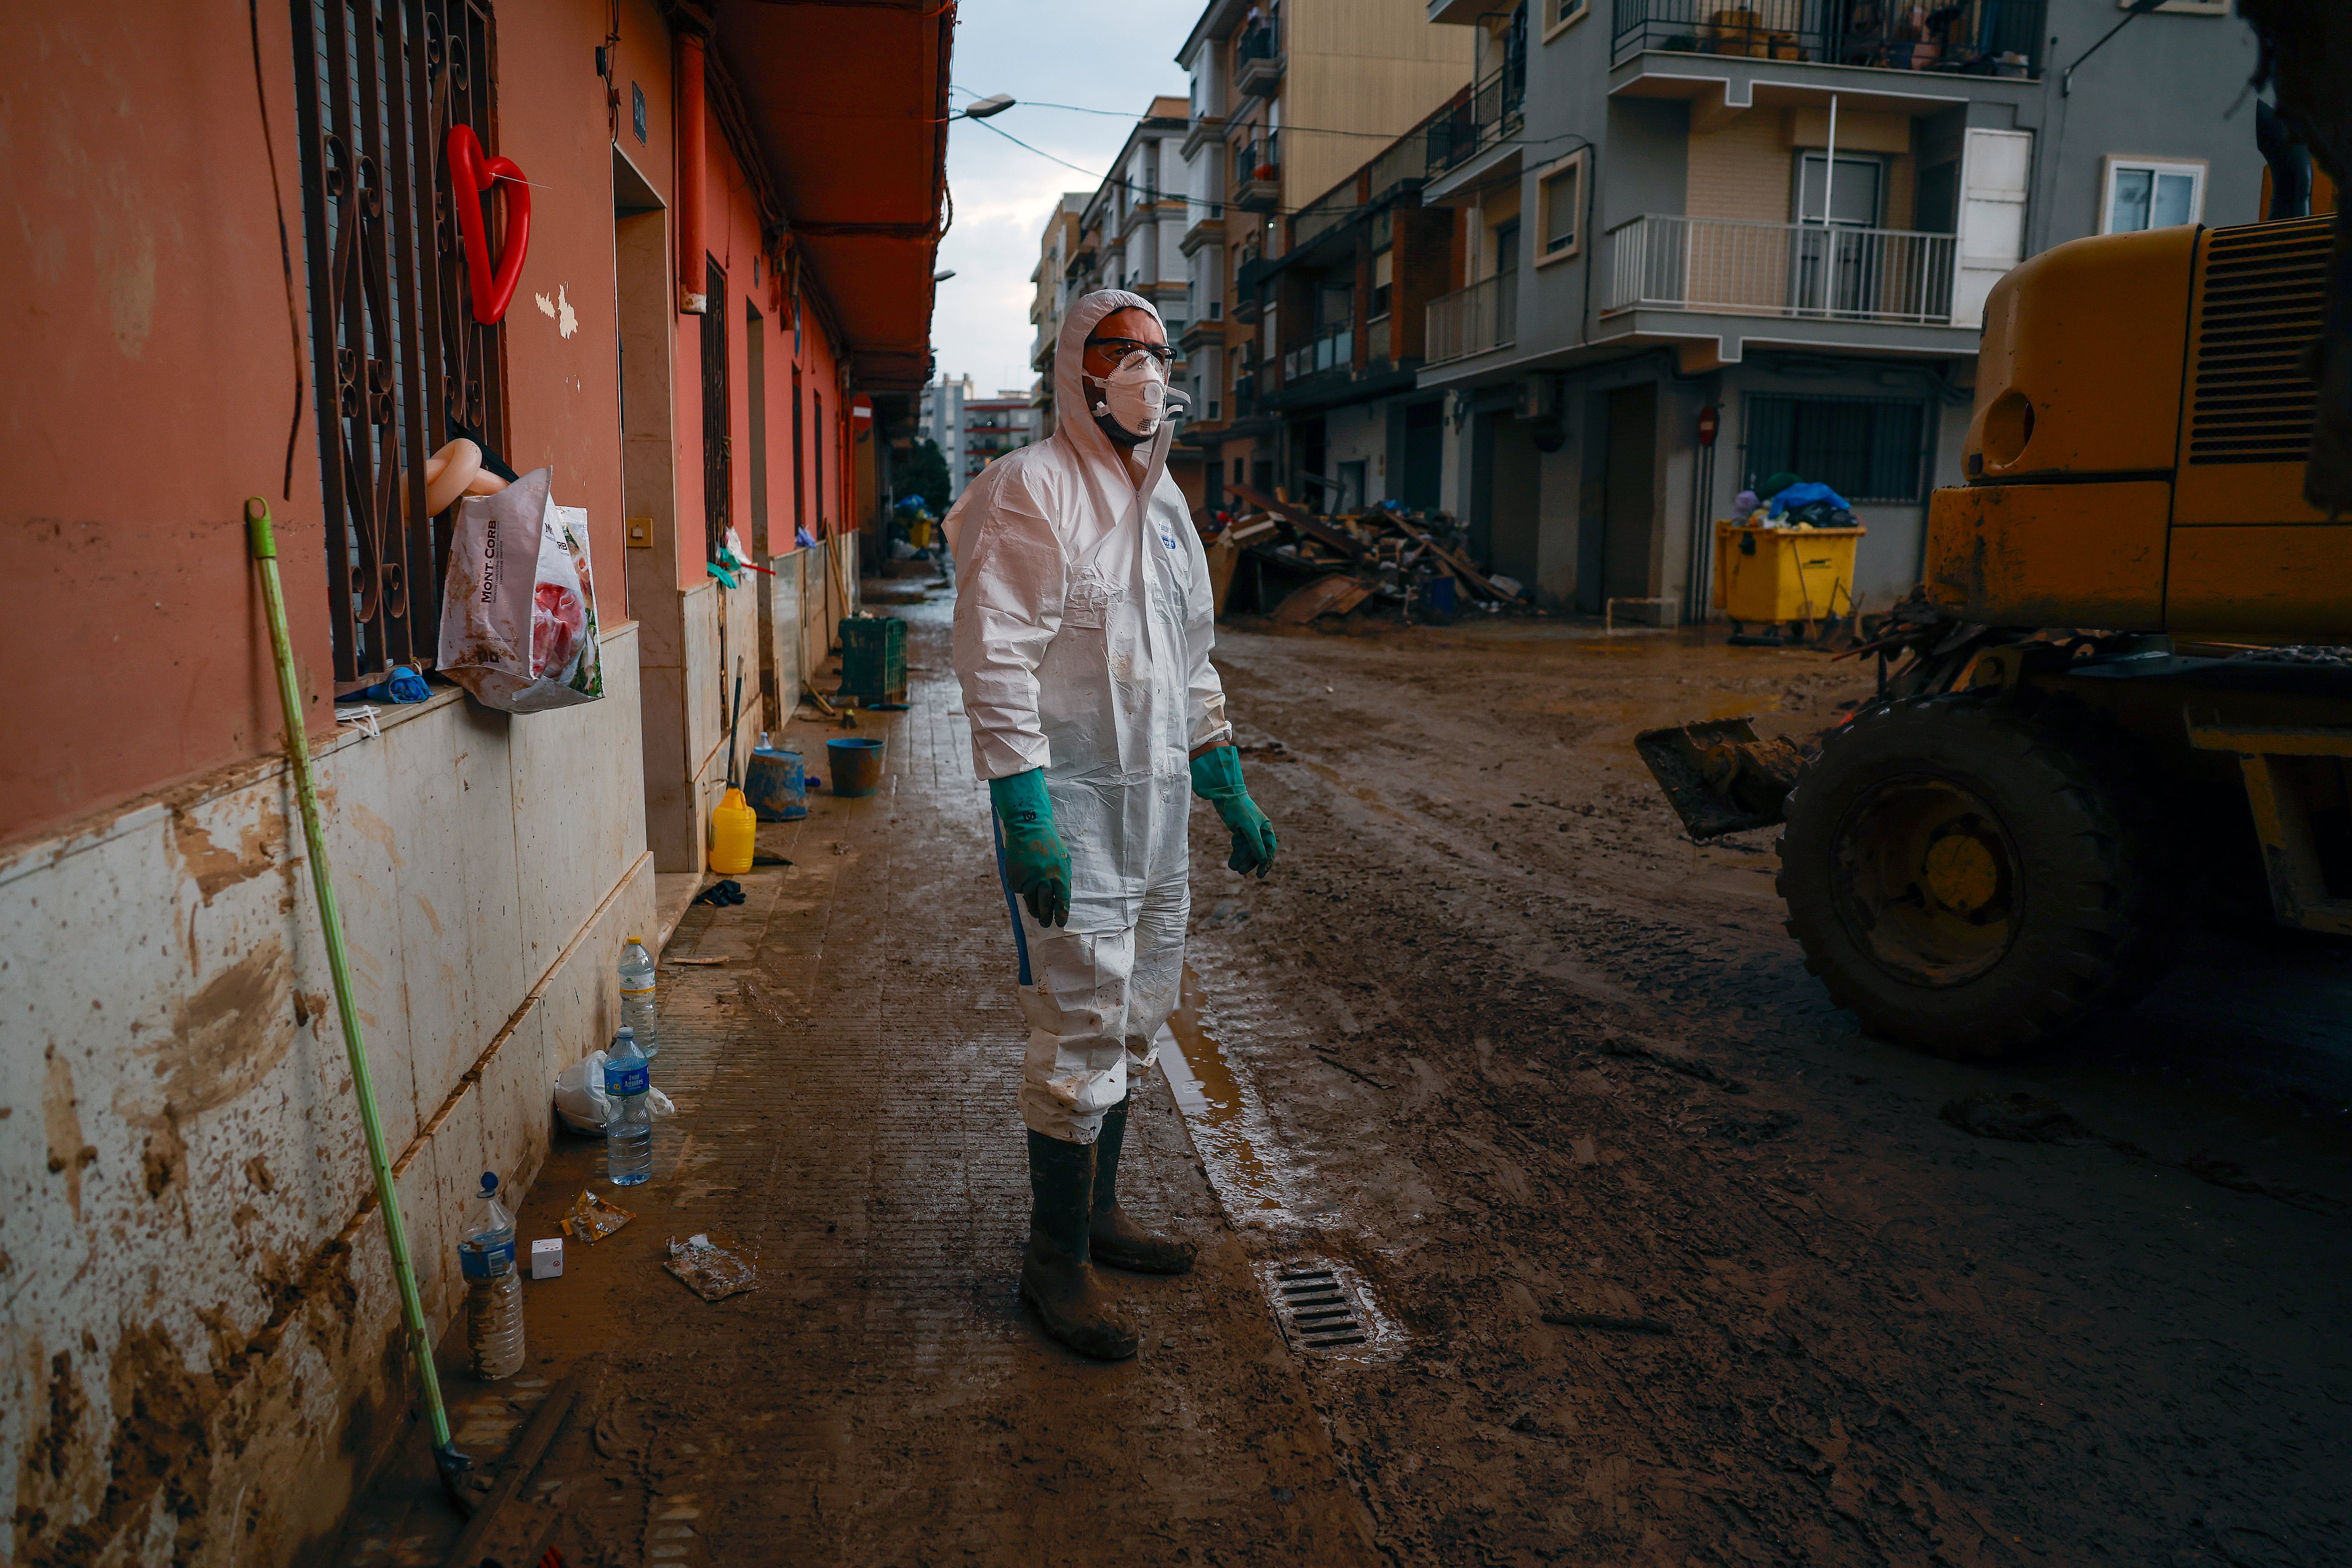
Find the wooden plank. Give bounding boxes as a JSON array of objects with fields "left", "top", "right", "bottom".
[
  {"left": 1272, "top": 573, "right": 1372, "bottom": 625},
  {"left": 440, "top": 1372, "right": 585, "bottom": 1568},
  {"left": 1227, "top": 482, "right": 1370, "bottom": 562},
  {"left": 1391, "top": 520, "right": 1518, "bottom": 602}
]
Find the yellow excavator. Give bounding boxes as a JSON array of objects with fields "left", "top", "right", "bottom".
[{"left": 1641, "top": 212, "right": 2352, "bottom": 1058}]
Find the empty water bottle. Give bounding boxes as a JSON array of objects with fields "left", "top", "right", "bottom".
[
  {"left": 605, "top": 1027, "right": 653, "bottom": 1186},
  {"left": 619, "top": 937, "right": 659, "bottom": 1060},
  {"left": 459, "top": 1171, "right": 525, "bottom": 1380}
]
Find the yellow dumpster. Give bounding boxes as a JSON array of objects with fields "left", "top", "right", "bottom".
[{"left": 1714, "top": 522, "right": 1865, "bottom": 628}]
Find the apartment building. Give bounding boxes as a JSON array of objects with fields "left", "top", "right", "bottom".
[
  {"left": 1, "top": 3, "right": 945, "bottom": 1561},
  {"left": 1173, "top": 0, "right": 1474, "bottom": 509},
  {"left": 1414, "top": 0, "right": 2264, "bottom": 615},
  {"left": 920, "top": 372, "right": 975, "bottom": 497},
  {"left": 923, "top": 374, "right": 1042, "bottom": 497},
  {"left": 1236, "top": 94, "right": 1475, "bottom": 516},
  {"left": 963, "top": 391, "right": 1044, "bottom": 478},
  {"left": 1027, "top": 192, "right": 1090, "bottom": 431}
]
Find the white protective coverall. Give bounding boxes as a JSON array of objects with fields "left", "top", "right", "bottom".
[{"left": 944, "top": 289, "right": 1232, "bottom": 1144}]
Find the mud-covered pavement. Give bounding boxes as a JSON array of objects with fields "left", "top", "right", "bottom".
[
  {"left": 337, "top": 601, "right": 2352, "bottom": 1568},
  {"left": 1187, "top": 613, "right": 2352, "bottom": 1568}
]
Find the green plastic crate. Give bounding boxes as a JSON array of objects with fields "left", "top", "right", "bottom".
[{"left": 837, "top": 615, "right": 907, "bottom": 704}]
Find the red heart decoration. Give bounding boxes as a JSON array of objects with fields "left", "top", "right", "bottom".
[{"left": 447, "top": 124, "right": 530, "bottom": 325}]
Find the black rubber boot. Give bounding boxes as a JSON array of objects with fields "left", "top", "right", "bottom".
[
  {"left": 1089, "top": 1095, "right": 1197, "bottom": 1275},
  {"left": 1019, "top": 1130, "right": 1138, "bottom": 1361}
]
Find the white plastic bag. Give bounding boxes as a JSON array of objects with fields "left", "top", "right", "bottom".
[
  {"left": 554, "top": 1049, "right": 611, "bottom": 1134},
  {"left": 554, "top": 1049, "right": 674, "bottom": 1135},
  {"left": 439, "top": 467, "right": 604, "bottom": 712}
]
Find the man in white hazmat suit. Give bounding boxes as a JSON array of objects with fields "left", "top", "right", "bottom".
[{"left": 944, "top": 289, "right": 1278, "bottom": 1361}]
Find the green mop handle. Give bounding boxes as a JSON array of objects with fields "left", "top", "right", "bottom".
[{"left": 245, "top": 499, "right": 454, "bottom": 1456}]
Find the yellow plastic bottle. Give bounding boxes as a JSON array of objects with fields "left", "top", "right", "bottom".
[{"left": 709, "top": 786, "right": 757, "bottom": 875}]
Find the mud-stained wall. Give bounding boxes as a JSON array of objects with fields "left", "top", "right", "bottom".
[{"left": 0, "top": 626, "right": 653, "bottom": 1568}]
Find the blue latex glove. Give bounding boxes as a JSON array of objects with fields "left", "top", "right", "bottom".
[
  {"left": 1190, "top": 745, "right": 1277, "bottom": 878},
  {"left": 990, "top": 770, "right": 1071, "bottom": 927}
]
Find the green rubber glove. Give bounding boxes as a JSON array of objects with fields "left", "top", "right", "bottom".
[
  {"left": 990, "top": 769, "right": 1071, "bottom": 927},
  {"left": 1190, "top": 745, "right": 1277, "bottom": 878}
]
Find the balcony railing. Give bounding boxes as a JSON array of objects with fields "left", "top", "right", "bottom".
[
  {"left": 1603, "top": 214, "right": 1958, "bottom": 324},
  {"left": 1425, "top": 272, "right": 1517, "bottom": 365},
  {"left": 1234, "top": 133, "right": 1279, "bottom": 184},
  {"left": 1235, "top": 22, "right": 1282, "bottom": 95},
  {"left": 1427, "top": 64, "right": 1526, "bottom": 175},
  {"left": 1282, "top": 322, "right": 1355, "bottom": 382},
  {"left": 1610, "top": 0, "right": 2045, "bottom": 75}
]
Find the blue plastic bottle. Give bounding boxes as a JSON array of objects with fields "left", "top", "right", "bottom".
[
  {"left": 458, "top": 1171, "right": 524, "bottom": 1379},
  {"left": 604, "top": 1026, "right": 653, "bottom": 1186}
]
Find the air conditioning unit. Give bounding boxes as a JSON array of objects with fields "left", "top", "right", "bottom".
[{"left": 1516, "top": 374, "right": 1562, "bottom": 423}]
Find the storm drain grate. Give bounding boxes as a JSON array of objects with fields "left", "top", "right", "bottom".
[{"left": 1256, "top": 1257, "right": 1401, "bottom": 1363}]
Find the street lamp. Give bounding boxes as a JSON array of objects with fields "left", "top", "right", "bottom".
[
  {"left": 932, "top": 269, "right": 957, "bottom": 282},
  {"left": 951, "top": 93, "right": 1016, "bottom": 121}
]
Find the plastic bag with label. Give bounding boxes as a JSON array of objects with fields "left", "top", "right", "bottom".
[{"left": 438, "top": 467, "right": 605, "bottom": 712}]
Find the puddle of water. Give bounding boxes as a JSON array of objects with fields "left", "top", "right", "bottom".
[{"left": 1154, "top": 964, "right": 1318, "bottom": 1225}]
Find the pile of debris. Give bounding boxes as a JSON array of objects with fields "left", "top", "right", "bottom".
[{"left": 1201, "top": 483, "right": 1526, "bottom": 626}]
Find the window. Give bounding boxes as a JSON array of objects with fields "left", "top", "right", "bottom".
[
  {"left": 702, "top": 259, "right": 730, "bottom": 559},
  {"left": 1796, "top": 152, "right": 1883, "bottom": 228},
  {"left": 2102, "top": 157, "right": 2205, "bottom": 233},
  {"left": 1372, "top": 249, "right": 1393, "bottom": 317},
  {"left": 1543, "top": 0, "right": 1588, "bottom": 40},
  {"left": 291, "top": 0, "right": 507, "bottom": 685},
  {"left": 1742, "top": 394, "right": 1928, "bottom": 504},
  {"left": 1535, "top": 152, "right": 1585, "bottom": 264}
]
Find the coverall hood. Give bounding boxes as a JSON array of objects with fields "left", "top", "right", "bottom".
[{"left": 1055, "top": 288, "right": 1165, "bottom": 470}]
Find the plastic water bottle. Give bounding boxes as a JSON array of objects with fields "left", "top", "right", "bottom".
[
  {"left": 459, "top": 1172, "right": 525, "bottom": 1380},
  {"left": 619, "top": 937, "right": 659, "bottom": 1060},
  {"left": 604, "top": 1027, "right": 653, "bottom": 1186}
]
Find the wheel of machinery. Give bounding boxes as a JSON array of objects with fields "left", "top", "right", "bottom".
[{"left": 1775, "top": 694, "right": 2171, "bottom": 1059}]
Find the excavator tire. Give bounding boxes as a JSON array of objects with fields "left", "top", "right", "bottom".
[{"left": 1776, "top": 693, "right": 2170, "bottom": 1059}]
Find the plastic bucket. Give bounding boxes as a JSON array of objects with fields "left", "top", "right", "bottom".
[
  {"left": 745, "top": 746, "right": 807, "bottom": 822},
  {"left": 827, "top": 737, "right": 885, "bottom": 797}
]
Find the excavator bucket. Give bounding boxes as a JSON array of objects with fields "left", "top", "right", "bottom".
[{"left": 1635, "top": 717, "right": 1812, "bottom": 840}]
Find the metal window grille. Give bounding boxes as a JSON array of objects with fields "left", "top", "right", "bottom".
[
  {"left": 1740, "top": 393, "right": 1928, "bottom": 504},
  {"left": 702, "top": 258, "right": 731, "bottom": 558},
  {"left": 292, "top": 0, "right": 509, "bottom": 685}
]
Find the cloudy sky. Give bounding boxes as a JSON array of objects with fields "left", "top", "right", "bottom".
[{"left": 931, "top": 1, "right": 1200, "bottom": 396}]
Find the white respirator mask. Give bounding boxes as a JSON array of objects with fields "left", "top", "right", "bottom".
[{"left": 1088, "top": 350, "right": 1174, "bottom": 446}]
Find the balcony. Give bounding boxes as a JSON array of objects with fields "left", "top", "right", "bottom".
[
  {"left": 1602, "top": 214, "right": 1957, "bottom": 325},
  {"left": 1282, "top": 322, "right": 1355, "bottom": 383},
  {"left": 1424, "top": 272, "right": 1517, "bottom": 365},
  {"left": 1426, "top": 64, "right": 1525, "bottom": 177},
  {"left": 1179, "top": 212, "right": 1226, "bottom": 256},
  {"left": 1181, "top": 112, "right": 1225, "bottom": 162},
  {"left": 1232, "top": 135, "right": 1280, "bottom": 211},
  {"left": 1609, "top": 0, "right": 2045, "bottom": 76},
  {"left": 1235, "top": 23, "right": 1283, "bottom": 97}
]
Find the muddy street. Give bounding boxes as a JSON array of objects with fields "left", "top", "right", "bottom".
[{"left": 337, "top": 602, "right": 2352, "bottom": 1568}]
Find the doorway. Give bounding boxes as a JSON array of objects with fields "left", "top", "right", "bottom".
[
  {"left": 614, "top": 147, "right": 696, "bottom": 869},
  {"left": 1472, "top": 409, "right": 1542, "bottom": 589},
  {"left": 1597, "top": 384, "right": 1659, "bottom": 613},
  {"left": 1400, "top": 399, "right": 1443, "bottom": 510}
]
